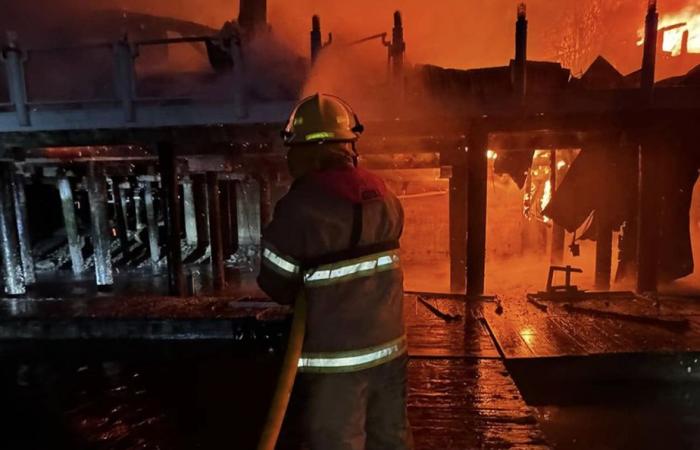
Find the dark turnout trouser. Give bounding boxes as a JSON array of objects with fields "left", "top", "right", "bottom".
[{"left": 301, "top": 354, "right": 413, "bottom": 450}]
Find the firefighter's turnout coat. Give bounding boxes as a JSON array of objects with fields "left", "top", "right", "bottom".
[{"left": 258, "top": 166, "right": 406, "bottom": 373}]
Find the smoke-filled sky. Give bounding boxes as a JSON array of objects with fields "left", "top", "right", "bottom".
[{"left": 1, "top": 0, "right": 697, "bottom": 75}]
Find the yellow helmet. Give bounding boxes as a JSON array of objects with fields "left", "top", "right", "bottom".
[{"left": 281, "top": 93, "right": 364, "bottom": 146}]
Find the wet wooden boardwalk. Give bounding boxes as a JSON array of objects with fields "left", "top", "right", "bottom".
[
  {"left": 481, "top": 293, "right": 700, "bottom": 359},
  {"left": 403, "top": 295, "right": 550, "bottom": 449}
]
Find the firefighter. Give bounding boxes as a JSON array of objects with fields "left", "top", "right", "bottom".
[{"left": 257, "top": 93, "right": 412, "bottom": 450}]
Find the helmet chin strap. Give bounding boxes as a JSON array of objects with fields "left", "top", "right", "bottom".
[{"left": 351, "top": 142, "right": 359, "bottom": 167}]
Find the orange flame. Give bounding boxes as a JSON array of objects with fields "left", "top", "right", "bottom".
[
  {"left": 541, "top": 179, "right": 552, "bottom": 223},
  {"left": 637, "top": 5, "right": 700, "bottom": 56}
]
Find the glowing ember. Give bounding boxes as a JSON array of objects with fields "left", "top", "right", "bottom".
[
  {"left": 557, "top": 160, "right": 567, "bottom": 170},
  {"left": 637, "top": 5, "right": 700, "bottom": 55},
  {"left": 486, "top": 149, "right": 498, "bottom": 160},
  {"left": 541, "top": 179, "right": 552, "bottom": 223}
]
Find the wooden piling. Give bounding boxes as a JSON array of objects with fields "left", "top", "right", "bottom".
[
  {"left": 111, "top": 177, "right": 131, "bottom": 264},
  {"left": 449, "top": 164, "right": 467, "bottom": 293},
  {"left": 58, "top": 177, "right": 85, "bottom": 274},
  {"left": 0, "top": 163, "right": 25, "bottom": 295},
  {"left": 11, "top": 173, "right": 35, "bottom": 285},
  {"left": 207, "top": 172, "right": 225, "bottom": 290},
  {"left": 86, "top": 162, "right": 113, "bottom": 289},
  {"left": 466, "top": 127, "right": 489, "bottom": 297},
  {"left": 158, "top": 142, "right": 185, "bottom": 297}
]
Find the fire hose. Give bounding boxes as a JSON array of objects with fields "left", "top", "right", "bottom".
[{"left": 256, "top": 290, "right": 307, "bottom": 450}]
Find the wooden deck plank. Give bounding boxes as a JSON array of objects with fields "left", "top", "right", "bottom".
[
  {"left": 480, "top": 304, "right": 536, "bottom": 359},
  {"left": 484, "top": 295, "right": 700, "bottom": 359},
  {"left": 405, "top": 296, "right": 500, "bottom": 358},
  {"left": 408, "top": 358, "right": 550, "bottom": 450}
]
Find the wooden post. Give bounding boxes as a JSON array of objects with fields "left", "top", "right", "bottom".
[
  {"left": 86, "top": 163, "right": 113, "bottom": 289},
  {"left": 58, "top": 177, "right": 84, "bottom": 274},
  {"left": 636, "top": 142, "right": 659, "bottom": 293},
  {"left": 467, "top": 127, "right": 489, "bottom": 297},
  {"left": 158, "top": 143, "right": 185, "bottom": 297},
  {"left": 636, "top": 0, "right": 659, "bottom": 293},
  {"left": 595, "top": 211, "right": 614, "bottom": 291},
  {"left": 449, "top": 164, "right": 468, "bottom": 293},
  {"left": 207, "top": 172, "right": 225, "bottom": 290},
  {"left": 550, "top": 149, "right": 565, "bottom": 265}
]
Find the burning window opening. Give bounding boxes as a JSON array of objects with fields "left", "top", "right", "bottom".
[{"left": 637, "top": 4, "right": 700, "bottom": 56}]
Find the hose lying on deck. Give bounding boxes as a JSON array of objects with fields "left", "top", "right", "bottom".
[{"left": 256, "top": 290, "right": 307, "bottom": 450}]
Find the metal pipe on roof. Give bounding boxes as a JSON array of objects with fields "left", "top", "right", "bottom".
[
  {"left": 641, "top": 0, "right": 658, "bottom": 94},
  {"left": 513, "top": 3, "right": 528, "bottom": 98}
]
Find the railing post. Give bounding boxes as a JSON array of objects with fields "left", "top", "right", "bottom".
[{"left": 2, "top": 32, "right": 30, "bottom": 127}]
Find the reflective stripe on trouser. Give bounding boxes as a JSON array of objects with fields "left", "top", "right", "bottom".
[
  {"left": 298, "top": 335, "right": 407, "bottom": 373},
  {"left": 261, "top": 245, "right": 401, "bottom": 286}
]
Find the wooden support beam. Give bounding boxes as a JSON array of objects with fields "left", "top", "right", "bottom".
[
  {"left": 158, "top": 142, "right": 185, "bottom": 297},
  {"left": 207, "top": 172, "right": 225, "bottom": 290},
  {"left": 636, "top": 143, "right": 659, "bottom": 293},
  {"left": 466, "top": 128, "right": 489, "bottom": 297},
  {"left": 86, "top": 162, "right": 113, "bottom": 289},
  {"left": 449, "top": 164, "right": 467, "bottom": 293},
  {"left": 57, "top": 177, "right": 85, "bottom": 274}
]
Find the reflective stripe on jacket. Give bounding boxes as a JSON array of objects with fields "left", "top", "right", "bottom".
[{"left": 257, "top": 166, "right": 405, "bottom": 373}]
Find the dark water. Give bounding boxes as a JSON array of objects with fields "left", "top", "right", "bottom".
[
  {"left": 509, "top": 356, "right": 700, "bottom": 450},
  {"left": 0, "top": 341, "right": 286, "bottom": 450}
]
